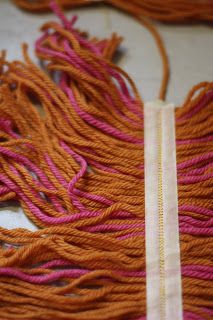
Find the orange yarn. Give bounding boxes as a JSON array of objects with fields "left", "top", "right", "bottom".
[
  {"left": 0, "top": 1, "right": 212, "bottom": 320},
  {"left": 13, "top": 0, "right": 213, "bottom": 22}
]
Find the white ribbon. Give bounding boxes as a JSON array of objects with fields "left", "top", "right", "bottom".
[{"left": 144, "top": 100, "right": 182, "bottom": 320}]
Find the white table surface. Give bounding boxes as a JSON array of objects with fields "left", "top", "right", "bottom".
[{"left": 0, "top": 0, "right": 212, "bottom": 230}]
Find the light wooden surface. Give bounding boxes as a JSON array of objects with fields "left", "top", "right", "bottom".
[{"left": 0, "top": 0, "right": 212, "bottom": 230}]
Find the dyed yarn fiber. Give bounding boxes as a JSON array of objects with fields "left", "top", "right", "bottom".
[
  {"left": 0, "top": 1, "right": 212, "bottom": 320},
  {"left": 13, "top": 0, "right": 213, "bottom": 22}
]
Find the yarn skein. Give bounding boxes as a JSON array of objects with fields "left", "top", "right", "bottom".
[
  {"left": 13, "top": 0, "right": 213, "bottom": 22},
  {"left": 0, "top": 1, "right": 212, "bottom": 319}
]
